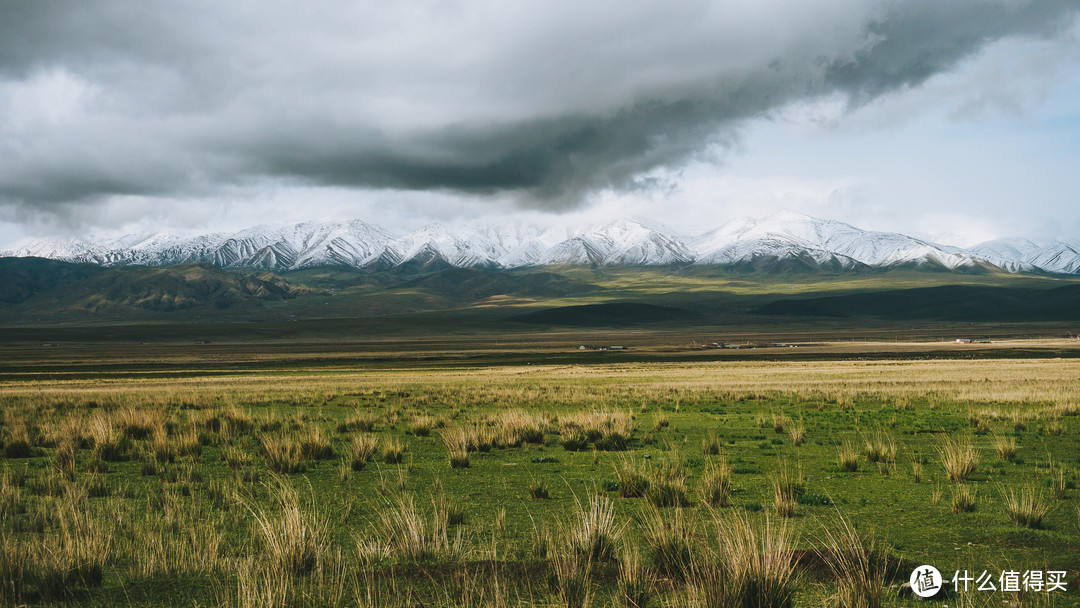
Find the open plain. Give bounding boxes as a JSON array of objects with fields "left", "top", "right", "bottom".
[{"left": 2, "top": 328, "right": 1079, "bottom": 607}]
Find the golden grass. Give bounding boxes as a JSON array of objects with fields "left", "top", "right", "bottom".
[
  {"left": 8, "top": 358, "right": 1079, "bottom": 417},
  {"left": 261, "top": 435, "right": 304, "bottom": 474},
  {"left": 569, "top": 494, "right": 621, "bottom": 562},
  {"left": 951, "top": 484, "right": 977, "bottom": 513},
  {"left": 440, "top": 427, "right": 470, "bottom": 469},
  {"left": 615, "top": 455, "right": 650, "bottom": 499},
  {"left": 991, "top": 433, "right": 1017, "bottom": 462},
  {"left": 688, "top": 511, "right": 798, "bottom": 608},
  {"left": 837, "top": 442, "right": 859, "bottom": 473},
  {"left": 863, "top": 432, "right": 896, "bottom": 464},
  {"left": 818, "top": 516, "right": 890, "bottom": 608},
  {"left": 1002, "top": 486, "right": 1053, "bottom": 529},
  {"left": 616, "top": 546, "right": 654, "bottom": 608},
  {"left": 640, "top": 506, "right": 694, "bottom": 579},
  {"left": 350, "top": 433, "right": 379, "bottom": 471},
  {"left": 701, "top": 460, "right": 732, "bottom": 508},
  {"left": 377, "top": 492, "right": 465, "bottom": 562},
  {"left": 940, "top": 436, "right": 980, "bottom": 483}
]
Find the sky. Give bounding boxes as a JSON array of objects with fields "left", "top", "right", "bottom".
[{"left": 1, "top": 0, "right": 1079, "bottom": 249}]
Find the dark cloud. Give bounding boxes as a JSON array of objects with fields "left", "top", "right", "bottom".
[{"left": 1, "top": 0, "right": 1078, "bottom": 219}]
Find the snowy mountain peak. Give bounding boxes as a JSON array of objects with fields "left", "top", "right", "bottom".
[{"left": 3, "top": 214, "right": 1078, "bottom": 275}]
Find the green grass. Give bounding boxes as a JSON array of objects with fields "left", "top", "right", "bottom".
[{"left": 2, "top": 347, "right": 1080, "bottom": 606}]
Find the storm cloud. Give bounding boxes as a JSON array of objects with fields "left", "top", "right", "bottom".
[{"left": 1, "top": 0, "right": 1078, "bottom": 219}]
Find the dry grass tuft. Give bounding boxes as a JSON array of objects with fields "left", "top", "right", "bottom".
[
  {"left": 863, "top": 432, "right": 896, "bottom": 464},
  {"left": 261, "top": 435, "right": 305, "bottom": 474},
  {"left": 1002, "top": 486, "right": 1052, "bottom": 529},
  {"left": 378, "top": 492, "right": 465, "bottom": 562},
  {"left": 940, "top": 436, "right": 979, "bottom": 483},
  {"left": 646, "top": 449, "right": 690, "bottom": 508},
  {"left": 680, "top": 511, "right": 798, "bottom": 608},
  {"left": 991, "top": 433, "right": 1017, "bottom": 462},
  {"left": 338, "top": 411, "right": 379, "bottom": 433},
  {"left": 441, "top": 427, "right": 470, "bottom": 469},
  {"left": 616, "top": 546, "right": 654, "bottom": 608},
  {"left": 837, "top": 442, "right": 859, "bottom": 473},
  {"left": 701, "top": 460, "right": 732, "bottom": 508},
  {"left": 569, "top": 494, "right": 621, "bottom": 562},
  {"left": 772, "top": 462, "right": 804, "bottom": 518},
  {"left": 951, "top": 484, "right": 976, "bottom": 513},
  {"left": 382, "top": 438, "right": 405, "bottom": 465},
  {"left": 615, "top": 456, "right": 650, "bottom": 499},
  {"left": 350, "top": 434, "right": 379, "bottom": 471},
  {"left": 788, "top": 423, "right": 806, "bottom": 447},
  {"left": 640, "top": 506, "right": 694, "bottom": 580},
  {"left": 549, "top": 543, "right": 594, "bottom": 608},
  {"left": 819, "top": 516, "right": 891, "bottom": 608},
  {"left": 247, "top": 480, "right": 329, "bottom": 576}
]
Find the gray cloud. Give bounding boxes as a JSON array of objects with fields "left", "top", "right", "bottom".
[{"left": 1, "top": 0, "right": 1078, "bottom": 222}]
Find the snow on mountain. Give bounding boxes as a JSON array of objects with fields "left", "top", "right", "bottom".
[
  {"left": 4, "top": 212, "right": 1079, "bottom": 274},
  {"left": 970, "top": 238, "right": 1080, "bottom": 274},
  {"left": 534, "top": 219, "right": 693, "bottom": 266},
  {"left": 691, "top": 211, "right": 978, "bottom": 269}
]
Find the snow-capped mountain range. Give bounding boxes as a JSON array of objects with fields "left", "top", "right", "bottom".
[{"left": 5, "top": 212, "right": 1080, "bottom": 275}]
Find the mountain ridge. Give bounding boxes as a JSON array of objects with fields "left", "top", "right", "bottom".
[{"left": 5, "top": 212, "right": 1079, "bottom": 275}]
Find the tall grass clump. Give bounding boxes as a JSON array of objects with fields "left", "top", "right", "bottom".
[
  {"left": 911, "top": 458, "right": 922, "bottom": 483},
  {"left": 683, "top": 511, "right": 798, "bottom": 608},
  {"left": 863, "top": 432, "right": 896, "bottom": 464},
  {"left": 350, "top": 434, "right": 379, "bottom": 471},
  {"left": 247, "top": 480, "right": 329, "bottom": 576},
  {"left": 992, "top": 434, "right": 1017, "bottom": 461},
  {"left": 617, "top": 547, "right": 654, "bottom": 608},
  {"left": 837, "top": 442, "right": 859, "bottom": 473},
  {"left": 788, "top": 423, "right": 806, "bottom": 447},
  {"left": 382, "top": 438, "right": 405, "bottom": 464},
  {"left": 409, "top": 415, "right": 434, "bottom": 437},
  {"left": 772, "top": 413, "right": 786, "bottom": 434},
  {"left": 1002, "top": 486, "right": 1052, "bottom": 529},
  {"left": 772, "top": 463, "right": 804, "bottom": 518},
  {"left": 940, "top": 436, "right": 979, "bottom": 483},
  {"left": 2, "top": 495, "right": 115, "bottom": 603},
  {"left": 561, "top": 410, "right": 634, "bottom": 447},
  {"left": 298, "top": 426, "right": 335, "bottom": 460},
  {"left": 702, "top": 433, "right": 722, "bottom": 456},
  {"left": 569, "top": 494, "right": 621, "bottom": 562},
  {"left": 951, "top": 485, "right": 976, "bottom": 513},
  {"left": 549, "top": 543, "right": 593, "bottom": 608},
  {"left": 1048, "top": 468, "right": 1070, "bottom": 500},
  {"left": 819, "top": 516, "right": 891, "bottom": 608},
  {"left": 496, "top": 410, "right": 550, "bottom": 447},
  {"left": 701, "top": 460, "right": 732, "bottom": 508},
  {"left": 378, "top": 492, "right": 465, "bottom": 562},
  {"left": 647, "top": 450, "right": 690, "bottom": 508},
  {"left": 88, "top": 415, "right": 127, "bottom": 462},
  {"left": 615, "top": 456, "right": 650, "bottom": 498},
  {"left": 561, "top": 429, "right": 590, "bottom": 452},
  {"left": 441, "top": 427, "right": 470, "bottom": 469},
  {"left": 261, "top": 435, "right": 305, "bottom": 474},
  {"left": 640, "top": 506, "right": 694, "bottom": 579},
  {"left": 338, "top": 412, "right": 379, "bottom": 433}
]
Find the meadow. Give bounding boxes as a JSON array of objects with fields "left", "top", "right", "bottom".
[{"left": 2, "top": 346, "right": 1079, "bottom": 607}]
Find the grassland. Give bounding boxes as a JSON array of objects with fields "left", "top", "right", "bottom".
[{"left": 2, "top": 338, "right": 1079, "bottom": 607}]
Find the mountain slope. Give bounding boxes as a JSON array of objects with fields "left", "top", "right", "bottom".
[
  {"left": 4, "top": 212, "right": 1079, "bottom": 275},
  {"left": 1, "top": 259, "right": 318, "bottom": 317},
  {"left": 757, "top": 284, "right": 1080, "bottom": 322}
]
